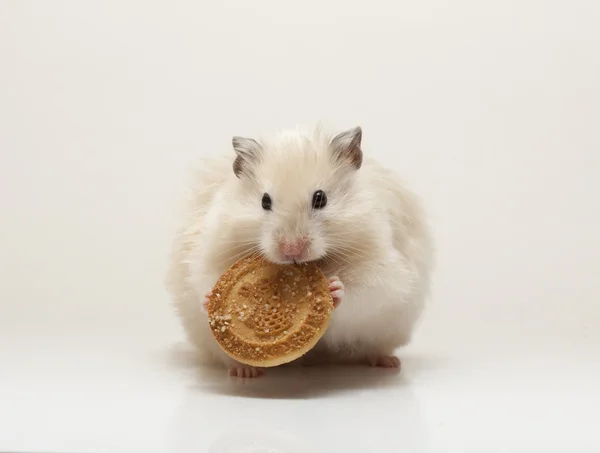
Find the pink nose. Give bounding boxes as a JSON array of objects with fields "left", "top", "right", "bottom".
[{"left": 279, "top": 239, "right": 307, "bottom": 258}]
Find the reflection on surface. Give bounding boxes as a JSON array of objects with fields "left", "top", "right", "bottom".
[
  {"left": 208, "top": 426, "right": 311, "bottom": 453},
  {"left": 169, "top": 358, "right": 428, "bottom": 453},
  {"left": 194, "top": 363, "right": 403, "bottom": 399}
]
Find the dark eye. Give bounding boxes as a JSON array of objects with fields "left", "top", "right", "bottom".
[
  {"left": 312, "top": 190, "right": 327, "bottom": 209},
  {"left": 261, "top": 193, "right": 272, "bottom": 211}
]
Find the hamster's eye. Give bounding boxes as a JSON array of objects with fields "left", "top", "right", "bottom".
[
  {"left": 261, "top": 193, "right": 272, "bottom": 211},
  {"left": 312, "top": 190, "right": 327, "bottom": 209}
]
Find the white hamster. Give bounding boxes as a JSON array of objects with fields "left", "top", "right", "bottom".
[{"left": 166, "top": 125, "right": 434, "bottom": 377}]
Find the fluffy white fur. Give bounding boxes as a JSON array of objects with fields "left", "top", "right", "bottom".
[{"left": 166, "top": 125, "right": 434, "bottom": 370}]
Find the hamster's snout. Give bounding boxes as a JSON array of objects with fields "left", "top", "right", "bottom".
[{"left": 279, "top": 238, "right": 308, "bottom": 260}]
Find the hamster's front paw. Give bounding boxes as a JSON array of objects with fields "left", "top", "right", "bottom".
[
  {"left": 328, "top": 276, "right": 344, "bottom": 309},
  {"left": 202, "top": 290, "right": 212, "bottom": 313}
]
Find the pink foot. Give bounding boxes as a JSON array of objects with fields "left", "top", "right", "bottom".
[
  {"left": 369, "top": 355, "right": 401, "bottom": 369},
  {"left": 202, "top": 290, "right": 212, "bottom": 313},
  {"left": 229, "top": 365, "right": 265, "bottom": 378},
  {"left": 328, "top": 276, "right": 344, "bottom": 309}
]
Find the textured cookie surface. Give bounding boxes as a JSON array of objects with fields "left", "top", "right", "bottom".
[{"left": 207, "top": 256, "right": 333, "bottom": 367}]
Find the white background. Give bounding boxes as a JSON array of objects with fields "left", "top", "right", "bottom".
[{"left": 1, "top": 1, "right": 599, "bottom": 452}]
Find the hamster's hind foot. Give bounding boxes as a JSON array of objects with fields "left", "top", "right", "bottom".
[
  {"left": 228, "top": 364, "right": 265, "bottom": 378},
  {"left": 368, "top": 355, "right": 401, "bottom": 369}
]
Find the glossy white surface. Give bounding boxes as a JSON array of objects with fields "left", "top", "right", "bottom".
[
  {"left": 1, "top": 1, "right": 599, "bottom": 452},
  {"left": 1, "top": 324, "right": 599, "bottom": 452}
]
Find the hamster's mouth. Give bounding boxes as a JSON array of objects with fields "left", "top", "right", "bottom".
[
  {"left": 269, "top": 255, "right": 327, "bottom": 266},
  {"left": 271, "top": 258, "right": 313, "bottom": 265},
  {"left": 265, "top": 255, "right": 333, "bottom": 275},
  {"left": 265, "top": 242, "right": 328, "bottom": 266}
]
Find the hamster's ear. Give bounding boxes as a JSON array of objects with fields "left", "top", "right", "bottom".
[
  {"left": 232, "top": 136, "right": 261, "bottom": 178},
  {"left": 330, "top": 126, "right": 363, "bottom": 170}
]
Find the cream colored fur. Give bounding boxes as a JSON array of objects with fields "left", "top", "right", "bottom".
[{"left": 166, "top": 126, "right": 434, "bottom": 367}]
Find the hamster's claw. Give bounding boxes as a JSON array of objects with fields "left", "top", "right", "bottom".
[
  {"left": 328, "top": 276, "right": 344, "bottom": 309},
  {"left": 368, "top": 355, "right": 401, "bottom": 369},
  {"left": 202, "top": 290, "right": 212, "bottom": 313},
  {"left": 229, "top": 365, "right": 265, "bottom": 378}
]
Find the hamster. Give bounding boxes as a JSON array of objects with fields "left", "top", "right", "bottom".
[{"left": 166, "top": 125, "right": 434, "bottom": 378}]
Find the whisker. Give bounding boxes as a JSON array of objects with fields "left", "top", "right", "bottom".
[
  {"left": 327, "top": 244, "right": 370, "bottom": 259},
  {"left": 213, "top": 244, "right": 263, "bottom": 269}
]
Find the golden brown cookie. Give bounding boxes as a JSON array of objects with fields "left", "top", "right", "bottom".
[{"left": 207, "top": 256, "right": 334, "bottom": 367}]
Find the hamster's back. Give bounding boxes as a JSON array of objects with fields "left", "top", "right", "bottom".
[{"left": 361, "top": 158, "right": 433, "bottom": 285}]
